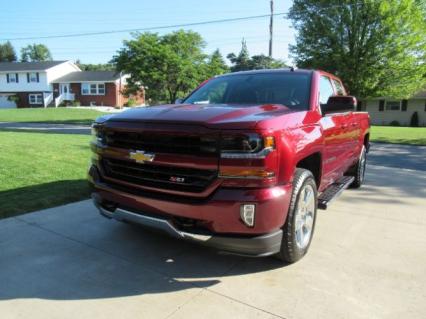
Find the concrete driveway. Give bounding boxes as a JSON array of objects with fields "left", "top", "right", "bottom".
[{"left": 1, "top": 149, "right": 426, "bottom": 318}]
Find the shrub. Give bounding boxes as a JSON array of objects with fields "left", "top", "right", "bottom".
[
  {"left": 126, "top": 98, "right": 137, "bottom": 107},
  {"left": 7, "top": 95, "right": 19, "bottom": 104},
  {"left": 410, "top": 111, "right": 419, "bottom": 127},
  {"left": 71, "top": 100, "right": 81, "bottom": 107},
  {"left": 389, "top": 120, "right": 400, "bottom": 127}
]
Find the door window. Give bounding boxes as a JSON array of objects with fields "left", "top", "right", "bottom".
[
  {"left": 319, "top": 76, "right": 335, "bottom": 105},
  {"left": 332, "top": 79, "right": 345, "bottom": 95}
]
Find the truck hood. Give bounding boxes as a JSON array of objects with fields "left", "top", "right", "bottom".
[{"left": 108, "top": 103, "right": 294, "bottom": 129}]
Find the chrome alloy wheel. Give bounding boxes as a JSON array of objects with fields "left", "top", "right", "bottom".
[{"left": 295, "top": 184, "right": 316, "bottom": 249}]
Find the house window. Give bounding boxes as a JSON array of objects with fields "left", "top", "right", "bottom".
[
  {"left": 81, "top": 83, "right": 106, "bottom": 95},
  {"left": 82, "top": 83, "right": 90, "bottom": 95},
  {"left": 385, "top": 101, "right": 401, "bottom": 111},
  {"left": 28, "top": 72, "right": 38, "bottom": 83},
  {"left": 7, "top": 73, "right": 18, "bottom": 83},
  {"left": 29, "top": 94, "right": 43, "bottom": 104},
  {"left": 98, "top": 84, "right": 105, "bottom": 95}
]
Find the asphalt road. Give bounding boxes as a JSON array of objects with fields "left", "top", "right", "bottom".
[
  {"left": 1, "top": 146, "right": 425, "bottom": 318},
  {"left": 368, "top": 143, "right": 426, "bottom": 171},
  {"left": 0, "top": 122, "right": 91, "bottom": 134}
]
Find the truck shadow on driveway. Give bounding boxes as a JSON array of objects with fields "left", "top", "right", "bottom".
[{"left": 0, "top": 202, "right": 286, "bottom": 301}]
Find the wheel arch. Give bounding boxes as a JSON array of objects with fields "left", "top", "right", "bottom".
[{"left": 295, "top": 152, "right": 322, "bottom": 187}]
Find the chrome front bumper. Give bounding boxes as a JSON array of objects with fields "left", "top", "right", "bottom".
[{"left": 92, "top": 194, "right": 283, "bottom": 257}]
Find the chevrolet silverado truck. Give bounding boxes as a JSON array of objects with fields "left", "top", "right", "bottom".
[{"left": 89, "top": 69, "right": 370, "bottom": 263}]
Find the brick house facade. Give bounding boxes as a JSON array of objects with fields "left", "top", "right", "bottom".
[{"left": 52, "top": 71, "right": 144, "bottom": 107}]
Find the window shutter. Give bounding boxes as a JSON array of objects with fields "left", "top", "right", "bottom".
[
  {"left": 36, "top": 73, "right": 39, "bottom": 82},
  {"left": 6, "top": 74, "right": 9, "bottom": 83},
  {"left": 16, "top": 73, "right": 19, "bottom": 83},
  {"left": 27, "top": 73, "right": 30, "bottom": 83},
  {"left": 401, "top": 99, "right": 408, "bottom": 111},
  {"left": 379, "top": 100, "right": 385, "bottom": 111}
]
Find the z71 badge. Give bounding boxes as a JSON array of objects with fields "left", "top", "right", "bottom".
[{"left": 169, "top": 176, "right": 185, "bottom": 183}]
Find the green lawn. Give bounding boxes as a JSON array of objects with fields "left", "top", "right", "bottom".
[
  {"left": 0, "top": 131, "right": 92, "bottom": 218},
  {"left": 0, "top": 108, "right": 108, "bottom": 125},
  {"left": 371, "top": 126, "right": 426, "bottom": 146}
]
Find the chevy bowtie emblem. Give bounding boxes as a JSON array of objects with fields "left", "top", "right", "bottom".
[{"left": 129, "top": 150, "right": 155, "bottom": 164}]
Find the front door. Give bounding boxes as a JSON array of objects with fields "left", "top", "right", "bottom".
[
  {"left": 59, "top": 83, "right": 70, "bottom": 95},
  {"left": 319, "top": 75, "right": 353, "bottom": 188}
]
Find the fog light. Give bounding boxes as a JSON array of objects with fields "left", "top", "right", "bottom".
[{"left": 240, "top": 204, "right": 256, "bottom": 227}]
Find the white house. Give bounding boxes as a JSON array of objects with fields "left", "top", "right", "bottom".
[
  {"left": 361, "top": 88, "right": 426, "bottom": 126},
  {"left": 0, "top": 61, "right": 81, "bottom": 108},
  {"left": 0, "top": 61, "right": 144, "bottom": 108}
]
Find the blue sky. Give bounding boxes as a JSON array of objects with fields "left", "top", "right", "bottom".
[{"left": 0, "top": 0, "right": 296, "bottom": 64}]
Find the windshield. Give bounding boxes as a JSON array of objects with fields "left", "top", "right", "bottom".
[{"left": 185, "top": 72, "right": 311, "bottom": 110}]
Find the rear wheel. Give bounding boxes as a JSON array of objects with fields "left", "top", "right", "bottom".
[
  {"left": 349, "top": 145, "right": 367, "bottom": 188},
  {"left": 276, "top": 168, "right": 317, "bottom": 263}
]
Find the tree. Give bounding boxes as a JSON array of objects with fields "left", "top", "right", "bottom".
[
  {"left": 21, "top": 44, "right": 52, "bottom": 62},
  {"left": 113, "top": 30, "right": 212, "bottom": 104},
  {"left": 227, "top": 39, "right": 286, "bottom": 72},
  {"left": 76, "top": 61, "right": 115, "bottom": 71},
  {"left": 288, "top": 0, "right": 426, "bottom": 98},
  {"left": 227, "top": 39, "right": 251, "bottom": 72},
  {"left": 204, "top": 49, "right": 229, "bottom": 77},
  {"left": 249, "top": 54, "right": 287, "bottom": 69},
  {"left": 0, "top": 41, "right": 17, "bottom": 62}
]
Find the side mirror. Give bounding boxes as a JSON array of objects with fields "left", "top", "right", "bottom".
[
  {"left": 175, "top": 98, "right": 184, "bottom": 104},
  {"left": 323, "top": 95, "right": 357, "bottom": 114}
]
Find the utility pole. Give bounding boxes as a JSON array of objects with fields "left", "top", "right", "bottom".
[{"left": 269, "top": 0, "right": 273, "bottom": 57}]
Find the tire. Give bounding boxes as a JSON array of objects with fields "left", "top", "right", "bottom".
[
  {"left": 275, "top": 168, "right": 318, "bottom": 263},
  {"left": 349, "top": 145, "right": 367, "bottom": 188}
]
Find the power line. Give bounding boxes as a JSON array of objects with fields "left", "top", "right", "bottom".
[
  {"left": 1, "top": 12, "right": 288, "bottom": 41},
  {"left": 269, "top": 0, "right": 274, "bottom": 57}
]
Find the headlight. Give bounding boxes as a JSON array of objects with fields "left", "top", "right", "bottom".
[
  {"left": 91, "top": 123, "right": 106, "bottom": 144},
  {"left": 220, "top": 133, "right": 275, "bottom": 158}
]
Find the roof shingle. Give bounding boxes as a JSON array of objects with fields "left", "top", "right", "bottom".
[
  {"left": 0, "top": 61, "right": 68, "bottom": 72},
  {"left": 52, "top": 71, "right": 122, "bottom": 83}
]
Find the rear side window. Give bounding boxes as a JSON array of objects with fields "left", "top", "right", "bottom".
[
  {"left": 332, "top": 79, "right": 345, "bottom": 95},
  {"left": 319, "top": 76, "right": 334, "bottom": 105}
]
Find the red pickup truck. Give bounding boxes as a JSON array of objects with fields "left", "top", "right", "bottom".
[{"left": 89, "top": 69, "right": 370, "bottom": 263}]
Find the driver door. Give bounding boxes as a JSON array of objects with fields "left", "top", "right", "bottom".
[{"left": 319, "top": 76, "right": 352, "bottom": 187}]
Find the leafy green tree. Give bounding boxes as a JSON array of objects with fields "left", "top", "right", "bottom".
[
  {"left": 76, "top": 61, "right": 115, "bottom": 71},
  {"left": 227, "top": 40, "right": 286, "bottom": 72},
  {"left": 0, "top": 41, "right": 17, "bottom": 62},
  {"left": 249, "top": 54, "right": 287, "bottom": 70},
  {"left": 113, "top": 30, "right": 214, "bottom": 104},
  {"left": 205, "top": 49, "right": 229, "bottom": 77},
  {"left": 288, "top": 0, "right": 426, "bottom": 98},
  {"left": 227, "top": 39, "right": 251, "bottom": 72},
  {"left": 21, "top": 44, "right": 52, "bottom": 62}
]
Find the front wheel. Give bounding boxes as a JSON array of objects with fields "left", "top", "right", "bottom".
[
  {"left": 349, "top": 145, "right": 367, "bottom": 188},
  {"left": 276, "top": 168, "right": 317, "bottom": 263}
]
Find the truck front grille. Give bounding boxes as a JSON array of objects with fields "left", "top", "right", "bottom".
[
  {"left": 105, "top": 131, "right": 218, "bottom": 156},
  {"left": 101, "top": 158, "right": 217, "bottom": 193}
]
